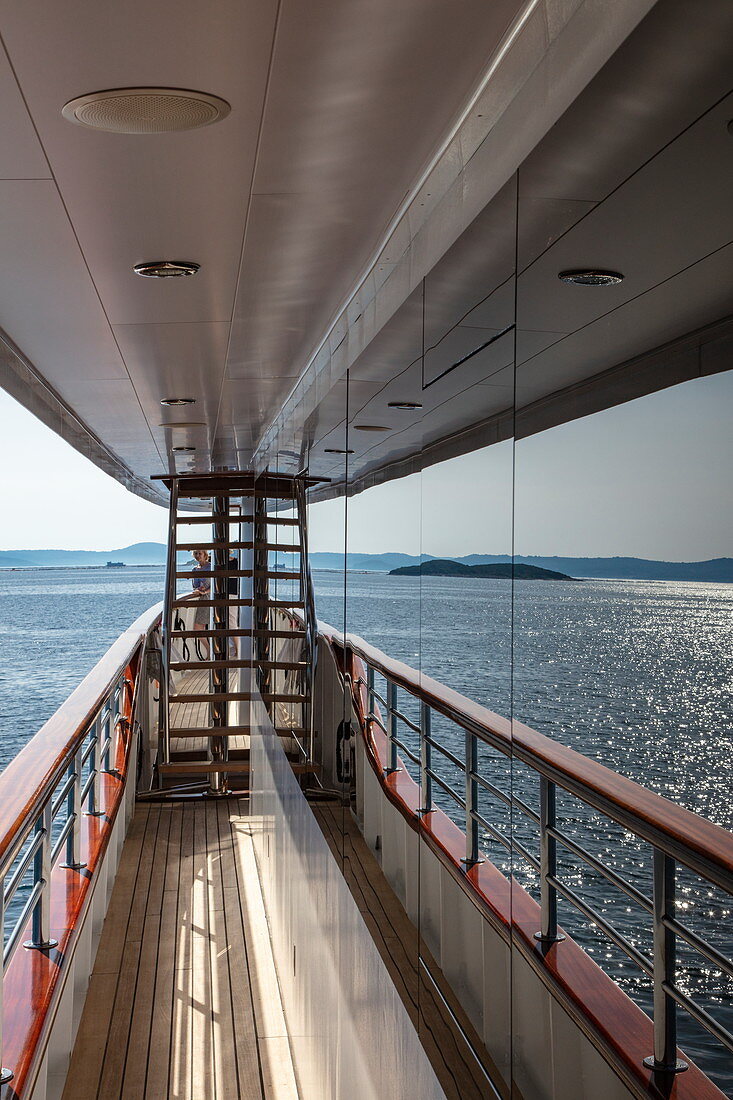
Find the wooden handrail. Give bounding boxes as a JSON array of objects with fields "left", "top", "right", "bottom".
[
  {"left": 319, "top": 621, "right": 733, "bottom": 895},
  {"left": 0, "top": 603, "right": 162, "bottom": 870}
]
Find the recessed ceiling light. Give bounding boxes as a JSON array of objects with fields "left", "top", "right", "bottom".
[
  {"left": 134, "top": 261, "right": 200, "bottom": 278},
  {"left": 61, "top": 88, "right": 230, "bottom": 133},
  {"left": 172, "top": 446, "right": 196, "bottom": 453},
  {"left": 558, "top": 269, "right": 624, "bottom": 286},
  {"left": 354, "top": 424, "right": 389, "bottom": 432},
  {"left": 158, "top": 421, "right": 205, "bottom": 428},
  {"left": 388, "top": 401, "right": 423, "bottom": 410},
  {"left": 324, "top": 448, "right": 355, "bottom": 454},
  {"left": 160, "top": 397, "right": 195, "bottom": 407}
]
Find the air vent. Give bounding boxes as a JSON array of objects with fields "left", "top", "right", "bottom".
[
  {"left": 134, "top": 261, "right": 199, "bottom": 278},
  {"left": 61, "top": 88, "right": 230, "bottom": 133},
  {"left": 558, "top": 269, "right": 623, "bottom": 286}
]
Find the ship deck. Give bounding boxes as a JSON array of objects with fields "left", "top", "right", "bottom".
[
  {"left": 64, "top": 796, "right": 493, "bottom": 1100},
  {"left": 63, "top": 800, "right": 298, "bottom": 1100}
]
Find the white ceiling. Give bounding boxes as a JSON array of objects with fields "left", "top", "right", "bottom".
[
  {"left": 0, "top": 0, "right": 526, "bottom": 502},
  {"left": 0, "top": 0, "right": 731, "bottom": 506}
]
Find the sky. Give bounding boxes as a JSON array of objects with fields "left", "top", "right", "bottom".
[{"left": 2, "top": 370, "right": 731, "bottom": 560}]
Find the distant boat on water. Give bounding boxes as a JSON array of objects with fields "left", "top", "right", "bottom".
[{"left": 106, "top": 561, "right": 126, "bottom": 568}]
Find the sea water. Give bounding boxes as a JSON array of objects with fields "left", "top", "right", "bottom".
[{"left": 0, "top": 565, "right": 731, "bottom": 1089}]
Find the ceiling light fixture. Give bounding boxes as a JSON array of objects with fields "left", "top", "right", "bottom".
[
  {"left": 61, "top": 88, "right": 230, "bottom": 133},
  {"left": 558, "top": 269, "right": 624, "bottom": 286},
  {"left": 354, "top": 424, "right": 389, "bottom": 432},
  {"left": 160, "top": 397, "right": 195, "bottom": 407},
  {"left": 134, "top": 261, "right": 199, "bottom": 278},
  {"left": 158, "top": 421, "right": 205, "bottom": 429},
  {"left": 172, "top": 446, "right": 196, "bottom": 453},
  {"left": 388, "top": 401, "right": 423, "bottom": 410},
  {"left": 324, "top": 448, "right": 355, "bottom": 454}
]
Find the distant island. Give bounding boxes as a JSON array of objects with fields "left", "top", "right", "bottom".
[
  {"left": 1, "top": 544, "right": 732, "bottom": 582},
  {"left": 389, "top": 559, "right": 574, "bottom": 581}
]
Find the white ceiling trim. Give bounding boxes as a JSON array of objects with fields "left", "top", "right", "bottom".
[{"left": 253, "top": 0, "right": 659, "bottom": 471}]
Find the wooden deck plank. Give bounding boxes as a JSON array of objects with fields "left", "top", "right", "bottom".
[
  {"left": 149, "top": 800, "right": 185, "bottom": 1100},
  {"left": 96, "top": 807, "right": 161, "bottom": 1100},
  {"left": 120, "top": 806, "right": 172, "bottom": 1099},
  {"left": 171, "top": 796, "right": 195, "bottom": 1100},
  {"left": 191, "top": 801, "right": 216, "bottom": 1100}
]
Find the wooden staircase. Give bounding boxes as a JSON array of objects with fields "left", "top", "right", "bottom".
[{"left": 153, "top": 471, "right": 320, "bottom": 795}]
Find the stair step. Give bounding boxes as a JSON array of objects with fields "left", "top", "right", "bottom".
[
  {"left": 175, "top": 542, "right": 302, "bottom": 553},
  {"left": 172, "top": 598, "right": 305, "bottom": 609},
  {"left": 169, "top": 659, "right": 254, "bottom": 670},
  {"left": 176, "top": 515, "right": 298, "bottom": 527},
  {"left": 255, "top": 660, "right": 307, "bottom": 670},
  {"left": 169, "top": 633, "right": 304, "bottom": 644},
  {"left": 253, "top": 543, "right": 302, "bottom": 552},
  {"left": 172, "top": 598, "right": 255, "bottom": 609},
  {"left": 159, "top": 761, "right": 318, "bottom": 775},
  {"left": 172, "top": 726, "right": 307, "bottom": 737},
  {"left": 170, "top": 692, "right": 306, "bottom": 704},
  {"left": 179, "top": 487, "right": 297, "bottom": 500},
  {"left": 170, "top": 692, "right": 253, "bottom": 703},
  {"left": 175, "top": 569, "right": 254, "bottom": 579},
  {"left": 177, "top": 515, "right": 255, "bottom": 525}
]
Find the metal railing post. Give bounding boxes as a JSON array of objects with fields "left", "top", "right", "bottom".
[
  {"left": 367, "top": 665, "right": 375, "bottom": 717},
  {"left": 464, "top": 731, "right": 480, "bottom": 865},
  {"left": 62, "top": 745, "right": 86, "bottom": 870},
  {"left": 24, "top": 802, "right": 58, "bottom": 951},
  {"left": 418, "top": 702, "right": 432, "bottom": 814},
  {"left": 644, "top": 850, "right": 688, "bottom": 1073},
  {"left": 0, "top": 883, "right": 12, "bottom": 1084},
  {"left": 386, "top": 681, "right": 398, "bottom": 774},
  {"left": 86, "top": 713, "right": 104, "bottom": 816},
  {"left": 535, "top": 776, "right": 564, "bottom": 943}
]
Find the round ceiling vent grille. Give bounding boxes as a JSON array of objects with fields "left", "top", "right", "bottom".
[
  {"left": 61, "top": 88, "right": 230, "bottom": 133},
  {"left": 134, "top": 261, "right": 199, "bottom": 278}
]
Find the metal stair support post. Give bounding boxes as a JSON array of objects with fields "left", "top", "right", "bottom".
[
  {"left": 208, "top": 492, "right": 230, "bottom": 795},
  {"left": 253, "top": 488, "right": 271, "bottom": 707},
  {"left": 160, "top": 477, "right": 179, "bottom": 779},
  {"left": 295, "top": 478, "right": 316, "bottom": 765}
]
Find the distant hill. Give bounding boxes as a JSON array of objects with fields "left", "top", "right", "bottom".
[
  {"left": 389, "top": 559, "right": 574, "bottom": 581},
  {"left": 0, "top": 542, "right": 177, "bottom": 567},
  {"left": 1, "top": 544, "right": 732, "bottom": 582},
  {"left": 309, "top": 552, "right": 733, "bottom": 582}
]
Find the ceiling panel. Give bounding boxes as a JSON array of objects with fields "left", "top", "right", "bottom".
[
  {"left": 0, "top": 180, "right": 128, "bottom": 382},
  {"left": 0, "top": 44, "right": 50, "bottom": 180}
]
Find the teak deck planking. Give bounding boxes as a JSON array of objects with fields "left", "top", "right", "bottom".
[{"left": 63, "top": 800, "right": 297, "bottom": 1100}]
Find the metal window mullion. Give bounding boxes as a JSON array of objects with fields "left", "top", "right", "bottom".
[{"left": 161, "top": 477, "right": 179, "bottom": 772}]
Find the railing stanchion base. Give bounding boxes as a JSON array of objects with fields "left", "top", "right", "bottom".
[
  {"left": 23, "top": 938, "right": 59, "bottom": 951},
  {"left": 1, "top": 1068, "right": 14, "bottom": 1085},
  {"left": 533, "top": 931, "right": 566, "bottom": 944},
  {"left": 642, "top": 1057, "right": 688, "bottom": 1074}
]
